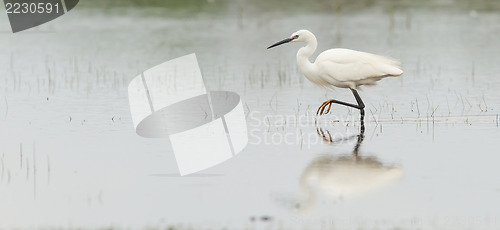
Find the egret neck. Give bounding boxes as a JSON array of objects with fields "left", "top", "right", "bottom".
[{"left": 296, "top": 33, "right": 318, "bottom": 83}]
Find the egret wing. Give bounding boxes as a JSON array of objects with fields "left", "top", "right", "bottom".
[{"left": 316, "top": 49, "right": 403, "bottom": 83}]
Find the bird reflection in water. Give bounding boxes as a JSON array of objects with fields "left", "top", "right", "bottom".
[{"left": 296, "top": 118, "right": 402, "bottom": 211}]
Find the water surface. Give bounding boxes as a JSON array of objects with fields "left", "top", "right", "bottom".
[{"left": 1, "top": 1, "right": 500, "bottom": 229}]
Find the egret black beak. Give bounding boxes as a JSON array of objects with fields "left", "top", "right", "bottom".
[{"left": 267, "top": 37, "right": 294, "bottom": 49}]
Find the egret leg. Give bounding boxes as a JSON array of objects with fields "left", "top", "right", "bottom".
[
  {"left": 350, "top": 89, "right": 366, "bottom": 120},
  {"left": 316, "top": 89, "right": 366, "bottom": 120},
  {"left": 350, "top": 89, "right": 365, "bottom": 109}
]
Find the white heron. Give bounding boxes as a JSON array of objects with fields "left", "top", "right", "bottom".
[{"left": 267, "top": 29, "right": 403, "bottom": 118}]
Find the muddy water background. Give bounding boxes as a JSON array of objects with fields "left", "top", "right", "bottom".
[{"left": 1, "top": 0, "right": 500, "bottom": 229}]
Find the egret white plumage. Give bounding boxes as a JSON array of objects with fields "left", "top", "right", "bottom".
[{"left": 267, "top": 29, "right": 403, "bottom": 118}]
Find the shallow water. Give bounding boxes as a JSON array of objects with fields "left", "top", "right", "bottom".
[{"left": 1, "top": 0, "right": 500, "bottom": 229}]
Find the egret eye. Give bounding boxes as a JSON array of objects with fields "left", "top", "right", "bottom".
[{"left": 294, "top": 35, "right": 299, "bottom": 39}]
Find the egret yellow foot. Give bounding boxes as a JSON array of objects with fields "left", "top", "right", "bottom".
[{"left": 316, "top": 100, "right": 334, "bottom": 115}]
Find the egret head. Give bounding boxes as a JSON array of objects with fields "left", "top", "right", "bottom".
[{"left": 267, "top": 29, "right": 313, "bottom": 49}]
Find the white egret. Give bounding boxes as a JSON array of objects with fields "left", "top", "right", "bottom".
[{"left": 267, "top": 30, "right": 403, "bottom": 118}]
